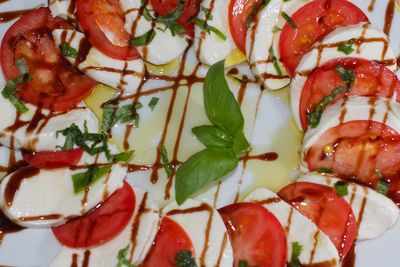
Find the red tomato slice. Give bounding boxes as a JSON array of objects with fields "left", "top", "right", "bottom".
[
  {"left": 0, "top": 8, "right": 96, "bottom": 112},
  {"left": 218, "top": 203, "right": 287, "bottom": 267},
  {"left": 52, "top": 182, "right": 135, "bottom": 248},
  {"left": 22, "top": 149, "right": 84, "bottom": 169},
  {"left": 279, "top": 0, "right": 369, "bottom": 75},
  {"left": 141, "top": 217, "right": 195, "bottom": 267},
  {"left": 299, "top": 58, "right": 400, "bottom": 130},
  {"left": 76, "top": 0, "right": 140, "bottom": 60},
  {"left": 278, "top": 182, "right": 357, "bottom": 259},
  {"left": 229, "top": 0, "right": 263, "bottom": 53},
  {"left": 306, "top": 121, "right": 400, "bottom": 201},
  {"left": 149, "top": 0, "right": 200, "bottom": 38}
]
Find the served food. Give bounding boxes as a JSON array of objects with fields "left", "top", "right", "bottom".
[{"left": 0, "top": 0, "right": 399, "bottom": 266}]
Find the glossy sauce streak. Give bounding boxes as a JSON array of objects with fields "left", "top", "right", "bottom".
[
  {"left": 4, "top": 166, "right": 40, "bottom": 206},
  {"left": 384, "top": 0, "right": 395, "bottom": 36},
  {"left": 0, "top": 210, "right": 23, "bottom": 243},
  {"left": 129, "top": 192, "right": 148, "bottom": 261},
  {"left": 0, "top": 8, "right": 34, "bottom": 24},
  {"left": 82, "top": 250, "right": 91, "bottom": 267},
  {"left": 341, "top": 243, "right": 356, "bottom": 267},
  {"left": 18, "top": 214, "right": 62, "bottom": 222},
  {"left": 368, "top": 0, "right": 376, "bottom": 12},
  {"left": 70, "top": 253, "right": 78, "bottom": 267}
]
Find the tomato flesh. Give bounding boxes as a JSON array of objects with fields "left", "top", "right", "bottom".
[
  {"left": 279, "top": 0, "right": 369, "bottom": 75},
  {"left": 218, "top": 203, "right": 287, "bottom": 267},
  {"left": 0, "top": 8, "right": 96, "bottom": 111},
  {"left": 278, "top": 182, "right": 357, "bottom": 259},
  {"left": 306, "top": 121, "right": 400, "bottom": 201},
  {"left": 149, "top": 0, "right": 200, "bottom": 38},
  {"left": 299, "top": 58, "right": 400, "bottom": 130},
  {"left": 52, "top": 182, "right": 135, "bottom": 248},
  {"left": 141, "top": 217, "right": 195, "bottom": 267},
  {"left": 76, "top": 0, "right": 140, "bottom": 60},
  {"left": 23, "top": 149, "right": 84, "bottom": 169},
  {"left": 229, "top": 0, "right": 263, "bottom": 53}
]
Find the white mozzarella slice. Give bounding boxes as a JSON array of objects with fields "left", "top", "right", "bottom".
[
  {"left": 291, "top": 23, "right": 398, "bottom": 129},
  {"left": 245, "top": 0, "right": 291, "bottom": 90},
  {"left": 301, "top": 96, "right": 400, "bottom": 170},
  {"left": 297, "top": 172, "right": 399, "bottom": 240},
  {"left": 245, "top": 188, "right": 340, "bottom": 266},
  {"left": 194, "top": 0, "right": 236, "bottom": 66},
  {"left": 0, "top": 153, "right": 127, "bottom": 227},
  {"left": 0, "top": 90, "right": 98, "bottom": 151},
  {"left": 50, "top": 186, "right": 160, "bottom": 267},
  {"left": 121, "top": 0, "right": 189, "bottom": 65},
  {"left": 163, "top": 199, "right": 233, "bottom": 266},
  {"left": 52, "top": 29, "right": 145, "bottom": 96},
  {"left": 49, "top": 0, "right": 75, "bottom": 21}
]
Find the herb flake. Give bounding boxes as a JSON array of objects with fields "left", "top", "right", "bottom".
[
  {"left": 130, "top": 29, "right": 156, "bottom": 47},
  {"left": 160, "top": 144, "right": 173, "bottom": 178},
  {"left": 60, "top": 43, "right": 78, "bottom": 58},
  {"left": 174, "top": 250, "right": 197, "bottom": 267},
  {"left": 269, "top": 47, "right": 283, "bottom": 76},
  {"left": 282, "top": 11, "right": 297, "bottom": 29},
  {"left": 148, "top": 97, "right": 159, "bottom": 111},
  {"left": 289, "top": 242, "right": 303, "bottom": 267},
  {"left": 189, "top": 18, "right": 227, "bottom": 40},
  {"left": 72, "top": 165, "right": 111, "bottom": 193},
  {"left": 337, "top": 40, "right": 355, "bottom": 55},
  {"left": 334, "top": 181, "right": 348, "bottom": 197},
  {"left": 117, "top": 244, "right": 136, "bottom": 267}
]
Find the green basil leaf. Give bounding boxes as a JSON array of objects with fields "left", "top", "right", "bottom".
[
  {"left": 334, "top": 181, "right": 348, "bottom": 197},
  {"left": 117, "top": 244, "right": 136, "bottom": 267},
  {"left": 317, "top": 168, "right": 334, "bottom": 174},
  {"left": 60, "top": 43, "right": 78, "bottom": 58},
  {"left": 130, "top": 29, "right": 156, "bottom": 47},
  {"left": 16, "top": 58, "right": 29, "bottom": 75},
  {"left": 289, "top": 242, "right": 303, "bottom": 267},
  {"left": 174, "top": 250, "right": 197, "bottom": 267},
  {"left": 156, "top": 0, "right": 184, "bottom": 22},
  {"left": 245, "top": 3, "right": 258, "bottom": 28},
  {"left": 203, "top": 60, "right": 244, "bottom": 136},
  {"left": 190, "top": 18, "right": 227, "bottom": 40},
  {"left": 175, "top": 148, "right": 238, "bottom": 204},
  {"left": 160, "top": 144, "right": 173, "bottom": 178},
  {"left": 337, "top": 40, "right": 354, "bottom": 55},
  {"left": 192, "top": 125, "right": 233, "bottom": 149},
  {"left": 238, "top": 260, "right": 248, "bottom": 267},
  {"left": 2, "top": 80, "right": 29, "bottom": 114},
  {"left": 269, "top": 47, "right": 283, "bottom": 76},
  {"left": 148, "top": 97, "right": 159, "bottom": 111},
  {"left": 335, "top": 65, "right": 355, "bottom": 85},
  {"left": 101, "top": 101, "right": 118, "bottom": 132},
  {"left": 72, "top": 165, "right": 111, "bottom": 193},
  {"left": 377, "top": 179, "right": 389, "bottom": 195},
  {"left": 200, "top": 6, "right": 213, "bottom": 19},
  {"left": 114, "top": 150, "right": 134, "bottom": 163},
  {"left": 281, "top": 11, "right": 297, "bottom": 29},
  {"left": 232, "top": 131, "right": 251, "bottom": 156},
  {"left": 260, "top": 0, "right": 271, "bottom": 10}
]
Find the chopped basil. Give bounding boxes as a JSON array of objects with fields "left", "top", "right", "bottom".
[
  {"left": 238, "top": 260, "right": 248, "bottom": 267},
  {"left": 260, "top": 0, "right": 271, "bottom": 10},
  {"left": 114, "top": 150, "right": 135, "bottom": 163},
  {"left": 156, "top": 0, "right": 184, "bottom": 22},
  {"left": 337, "top": 40, "right": 355, "bottom": 55},
  {"left": 60, "top": 43, "right": 78, "bottom": 58},
  {"left": 334, "top": 181, "right": 348, "bottom": 197},
  {"left": 16, "top": 58, "right": 29, "bottom": 75},
  {"left": 142, "top": 6, "right": 154, "bottom": 21},
  {"left": 175, "top": 60, "right": 251, "bottom": 205},
  {"left": 273, "top": 26, "right": 282, "bottom": 33},
  {"left": 148, "top": 97, "right": 159, "bottom": 111},
  {"left": 317, "top": 168, "right": 334, "bottom": 174},
  {"left": 130, "top": 29, "right": 156, "bottom": 47},
  {"left": 201, "top": 6, "right": 213, "bottom": 19},
  {"left": 269, "top": 47, "right": 283, "bottom": 76},
  {"left": 336, "top": 65, "right": 355, "bottom": 86},
  {"left": 117, "top": 244, "right": 136, "bottom": 267},
  {"left": 289, "top": 242, "right": 303, "bottom": 267},
  {"left": 374, "top": 168, "right": 383, "bottom": 179},
  {"left": 160, "top": 144, "right": 173, "bottom": 178},
  {"left": 281, "top": 11, "right": 297, "bottom": 29},
  {"left": 102, "top": 101, "right": 142, "bottom": 133},
  {"left": 245, "top": 3, "right": 258, "bottom": 28},
  {"left": 72, "top": 165, "right": 111, "bottom": 193},
  {"left": 174, "top": 250, "right": 197, "bottom": 267},
  {"left": 189, "top": 18, "right": 227, "bottom": 40},
  {"left": 377, "top": 179, "right": 389, "bottom": 195}
]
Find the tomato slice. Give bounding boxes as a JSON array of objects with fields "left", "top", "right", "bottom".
[
  {"left": 0, "top": 8, "right": 96, "bottom": 112},
  {"left": 229, "top": 0, "right": 263, "bottom": 53},
  {"left": 22, "top": 149, "right": 84, "bottom": 169},
  {"left": 218, "top": 203, "right": 287, "bottom": 267},
  {"left": 279, "top": 0, "right": 369, "bottom": 75},
  {"left": 141, "top": 217, "right": 195, "bottom": 267},
  {"left": 306, "top": 121, "right": 400, "bottom": 196},
  {"left": 52, "top": 182, "right": 135, "bottom": 248},
  {"left": 149, "top": 0, "right": 200, "bottom": 38},
  {"left": 299, "top": 58, "right": 400, "bottom": 130},
  {"left": 76, "top": 0, "right": 140, "bottom": 60},
  {"left": 278, "top": 182, "right": 357, "bottom": 259}
]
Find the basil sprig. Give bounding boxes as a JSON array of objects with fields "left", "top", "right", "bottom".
[
  {"left": 130, "top": 29, "right": 156, "bottom": 47},
  {"left": 72, "top": 165, "right": 111, "bottom": 193},
  {"left": 175, "top": 60, "right": 251, "bottom": 204},
  {"left": 101, "top": 100, "right": 142, "bottom": 133},
  {"left": 174, "top": 250, "right": 197, "bottom": 267},
  {"left": 2, "top": 58, "right": 30, "bottom": 114}
]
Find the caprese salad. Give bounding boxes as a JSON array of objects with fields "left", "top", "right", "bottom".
[{"left": 0, "top": 0, "right": 399, "bottom": 266}]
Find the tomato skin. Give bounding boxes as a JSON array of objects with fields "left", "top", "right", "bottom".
[
  {"left": 299, "top": 58, "right": 400, "bottom": 130},
  {"left": 0, "top": 8, "right": 96, "bottom": 111},
  {"left": 229, "top": 0, "right": 263, "bottom": 53},
  {"left": 23, "top": 149, "right": 84, "bottom": 169},
  {"left": 278, "top": 182, "right": 357, "bottom": 259},
  {"left": 141, "top": 217, "right": 195, "bottom": 267},
  {"left": 52, "top": 182, "right": 135, "bottom": 248},
  {"left": 279, "top": 0, "right": 369, "bottom": 75},
  {"left": 149, "top": 0, "right": 200, "bottom": 38},
  {"left": 218, "top": 203, "right": 287, "bottom": 267},
  {"left": 76, "top": 0, "right": 140, "bottom": 60}
]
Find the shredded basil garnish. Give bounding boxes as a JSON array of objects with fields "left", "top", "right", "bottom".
[
  {"left": 188, "top": 18, "right": 227, "bottom": 40},
  {"left": 201, "top": 6, "right": 213, "bottom": 20},
  {"left": 273, "top": 26, "right": 282, "bottom": 33},
  {"left": 269, "top": 47, "right": 283, "bottom": 76},
  {"left": 60, "top": 43, "right": 78, "bottom": 58},
  {"left": 174, "top": 250, "right": 197, "bottom": 267},
  {"left": 148, "top": 97, "right": 159, "bottom": 111},
  {"left": 102, "top": 101, "right": 142, "bottom": 133},
  {"left": 281, "top": 11, "right": 297, "bottom": 29},
  {"left": 334, "top": 181, "right": 348, "bottom": 197},
  {"left": 375, "top": 168, "right": 389, "bottom": 195},
  {"left": 160, "top": 144, "right": 173, "bottom": 178},
  {"left": 130, "top": 29, "right": 156, "bottom": 47},
  {"left": 117, "top": 244, "right": 136, "bottom": 267},
  {"left": 317, "top": 168, "right": 334, "bottom": 174},
  {"left": 245, "top": 3, "right": 258, "bottom": 28},
  {"left": 337, "top": 40, "right": 355, "bottom": 55},
  {"left": 72, "top": 165, "right": 111, "bottom": 193},
  {"left": 238, "top": 260, "right": 248, "bottom": 267},
  {"left": 289, "top": 242, "right": 303, "bottom": 267}
]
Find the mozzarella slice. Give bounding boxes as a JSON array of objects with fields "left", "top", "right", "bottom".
[
  {"left": 194, "top": 0, "right": 236, "bottom": 66},
  {"left": 0, "top": 150, "right": 127, "bottom": 227},
  {"left": 297, "top": 172, "right": 399, "bottom": 240},
  {"left": 52, "top": 29, "right": 145, "bottom": 96},
  {"left": 49, "top": 0, "right": 75, "bottom": 21},
  {"left": 121, "top": 0, "right": 189, "bottom": 65},
  {"left": 291, "top": 23, "right": 398, "bottom": 129},
  {"left": 0, "top": 90, "right": 98, "bottom": 152},
  {"left": 163, "top": 199, "right": 233, "bottom": 266},
  {"left": 50, "top": 186, "right": 160, "bottom": 267},
  {"left": 302, "top": 96, "right": 400, "bottom": 169},
  {"left": 245, "top": 188, "right": 340, "bottom": 266}
]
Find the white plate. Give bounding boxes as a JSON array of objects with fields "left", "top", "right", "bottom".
[{"left": 0, "top": 0, "right": 399, "bottom": 266}]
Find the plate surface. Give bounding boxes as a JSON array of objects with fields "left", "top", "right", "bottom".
[{"left": 0, "top": 0, "right": 399, "bottom": 266}]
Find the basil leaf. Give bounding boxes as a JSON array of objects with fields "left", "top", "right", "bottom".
[
  {"left": 337, "top": 40, "right": 354, "bottom": 55},
  {"left": 117, "top": 244, "right": 136, "bottom": 267},
  {"left": 16, "top": 58, "right": 29, "bottom": 75},
  {"left": 192, "top": 125, "right": 233, "bottom": 149},
  {"left": 335, "top": 65, "right": 355, "bottom": 85},
  {"left": 60, "top": 43, "right": 78, "bottom": 58},
  {"left": 148, "top": 97, "right": 159, "bottom": 111},
  {"left": 238, "top": 260, "right": 248, "bottom": 267},
  {"left": 289, "top": 242, "right": 303, "bottom": 267},
  {"left": 377, "top": 179, "right": 389, "bottom": 195},
  {"left": 317, "top": 168, "right": 333, "bottom": 174},
  {"left": 203, "top": 60, "right": 244, "bottom": 136},
  {"left": 2, "top": 81, "right": 29, "bottom": 114},
  {"left": 175, "top": 148, "right": 238, "bottom": 204},
  {"left": 174, "top": 250, "right": 197, "bottom": 267},
  {"left": 72, "top": 165, "right": 111, "bottom": 193},
  {"left": 245, "top": 3, "right": 258, "bottom": 28},
  {"left": 232, "top": 131, "right": 251, "bottom": 156},
  {"left": 200, "top": 6, "right": 213, "bottom": 19},
  {"left": 156, "top": 0, "right": 184, "bottom": 22},
  {"left": 282, "top": 11, "right": 297, "bottom": 29},
  {"left": 190, "top": 18, "right": 227, "bottom": 40},
  {"left": 269, "top": 47, "right": 283, "bottom": 76},
  {"left": 334, "top": 181, "right": 348, "bottom": 197},
  {"left": 114, "top": 150, "right": 134, "bottom": 163},
  {"left": 260, "top": 0, "right": 271, "bottom": 10},
  {"left": 101, "top": 101, "right": 118, "bottom": 132},
  {"left": 160, "top": 144, "right": 173, "bottom": 178},
  {"left": 273, "top": 26, "right": 282, "bottom": 33},
  {"left": 130, "top": 29, "right": 156, "bottom": 47}
]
